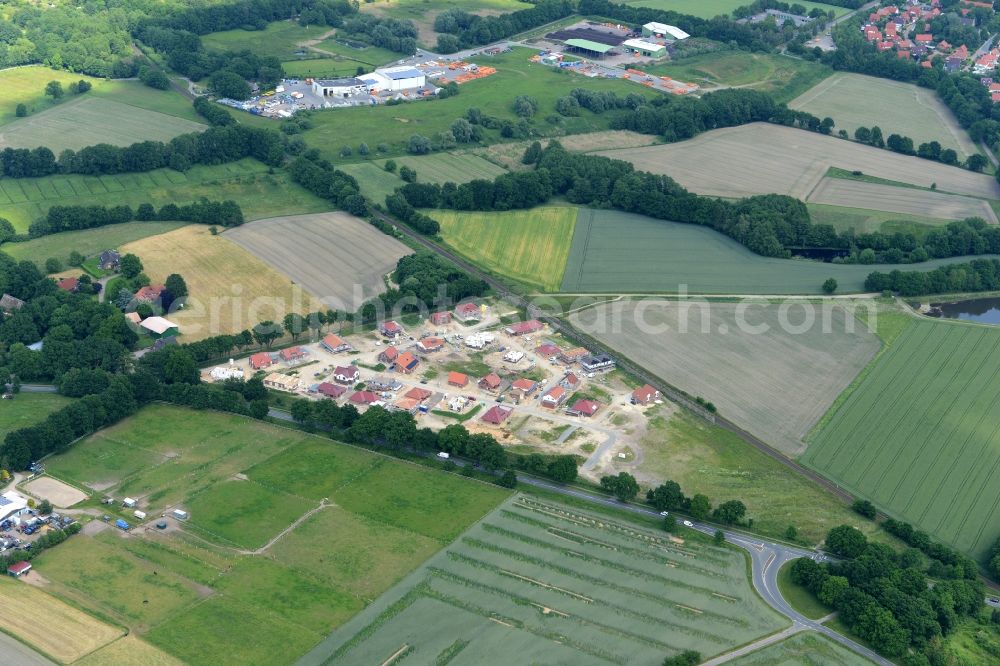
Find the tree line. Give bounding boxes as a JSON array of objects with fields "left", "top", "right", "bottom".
[
  {"left": 865, "top": 257, "right": 1000, "bottom": 296},
  {"left": 287, "top": 152, "right": 368, "bottom": 216},
  {"left": 433, "top": 0, "right": 576, "bottom": 53},
  {"left": 24, "top": 200, "right": 243, "bottom": 239},
  {"left": 791, "top": 525, "right": 984, "bottom": 660}
]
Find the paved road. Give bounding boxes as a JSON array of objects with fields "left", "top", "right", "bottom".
[{"left": 0, "top": 634, "right": 54, "bottom": 666}]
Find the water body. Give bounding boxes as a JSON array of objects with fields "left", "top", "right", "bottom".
[{"left": 930, "top": 297, "right": 1000, "bottom": 324}]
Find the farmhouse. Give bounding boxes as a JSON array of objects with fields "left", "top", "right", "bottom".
[
  {"left": 642, "top": 22, "right": 689, "bottom": 41},
  {"left": 481, "top": 404, "right": 514, "bottom": 425},
  {"left": 321, "top": 333, "right": 351, "bottom": 353},
  {"left": 417, "top": 337, "right": 445, "bottom": 353},
  {"left": 395, "top": 351, "right": 419, "bottom": 374},
  {"left": 632, "top": 384, "right": 660, "bottom": 405},
  {"left": 263, "top": 373, "right": 301, "bottom": 392},
  {"left": 448, "top": 371, "right": 469, "bottom": 388},
  {"left": 311, "top": 77, "right": 368, "bottom": 98},
  {"left": 317, "top": 382, "right": 346, "bottom": 399},
  {"left": 134, "top": 284, "right": 166, "bottom": 303},
  {"left": 581, "top": 353, "right": 616, "bottom": 373},
  {"left": 56, "top": 277, "right": 79, "bottom": 293},
  {"left": 280, "top": 346, "right": 308, "bottom": 364},
  {"left": 98, "top": 250, "right": 121, "bottom": 271},
  {"left": 0, "top": 293, "right": 25, "bottom": 313},
  {"left": 7, "top": 561, "right": 31, "bottom": 578},
  {"left": 541, "top": 386, "right": 567, "bottom": 408},
  {"left": 454, "top": 302, "right": 482, "bottom": 322},
  {"left": 478, "top": 373, "right": 502, "bottom": 393},
  {"left": 567, "top": 399, "right": 601, "bottom": 417},
  {"left": 505, "top": 320, "right": 544, "bottom": 336},
  {"left": 350, "top": 390, "right": 380, "bottom": 405},
  {"left": 381, "top": 321, "right": 403, "bottom": 338},
  {"left": 430, "top": 311, "right": 452, "bottom": 326},
  {"left": 250, "top": 352, "right": 275, "bottom": 370},
  {"left": 333, "top": 366, "right": 360, "bottom": 384},
  {"left": 139, "top": 316, "right": 179, "bottom": 339},
  {"left": 379, "top": 346, "right": 399, "bottom": 364}
]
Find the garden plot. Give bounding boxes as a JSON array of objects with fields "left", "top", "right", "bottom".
[
  {"left": 570, "top": 299, "right": 880, "bottom": 456},
  {"left": 224, "top": 212, "right": 411, "bottom": 311},
  {"left": 595, "top": 123, "right": 1000, "bottom": 200},
  {"left": 303, "top": 495, "right": 787, "bottom": 665}
]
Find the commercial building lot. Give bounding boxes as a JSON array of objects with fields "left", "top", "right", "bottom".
[
  {"left": 571, "top": 299, "right": 880, "bottom": 456},
  {"left": 224, "top": 211, "right": 411, "bottom": 311},
  {"left": 595, "top": 123, "right": 1000, "bottom": 200}
]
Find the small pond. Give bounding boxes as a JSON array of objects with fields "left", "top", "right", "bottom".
[{"left": 928, "top": 297, "right": 1000, "bottom": 325}]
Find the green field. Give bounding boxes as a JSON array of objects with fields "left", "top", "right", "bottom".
[
  {"left": 301, "top": 495, "right": 787, "bottom": 665},
  {"left": 379, "top": 152, "right": 507, "bottom": 184},
  {"left": 617, "top": 0, "right": 849, "bottom": 19},
  {"left": 2, "top": 221, "right": 185, "bottom": 270},
  {"left": 807, "top": 202, "right": 954, "bottom": 236},
  {"left": 730, "top": 632, "right": 871, "bottom": 665},
  {"left": 560, "top": 209, "right": 1000, "bottom": 294},
  {"left": 776, "top": 561, "right": 831, "bottom": 620},
  {"left": 436, "top": 206, "right": 577, "bottom": 291},
  {"left": 281, "top": 58, "right": 364, "bottom": 80},
  {"left": 645, "top": 52, "right": 832, "bottom": 104},
  {"left": 0, "top": 97, "right": 206, "bottom": 152},
  {"left": 202, "top": 20, "right": 329, "bottom": 60},
  {"left": 0, "top": 66, "right": 105, "bottom": 126},
  {"left": 337, "top": 162, "right": 406, "bottom": 201},
  {"left": 312, "top": 35, "right": 403, "bottom": 68},
  {"left": 790, "top": 73, "right": 978, "bottom": 159},
  {"left": 0, "top": 393, "right": 71, "bottom": 438},
  {"left": 301, "top": 47, "right": 655, "bottom": 162},
  {"left": 38, "top": 405, "right": 508, "bottom": 665},
  {"left": 0, "top": 159, "right": 330, "bottom": 233},
  {"left": 804, "top": 317, "right": 1000, "bottom": 559}
]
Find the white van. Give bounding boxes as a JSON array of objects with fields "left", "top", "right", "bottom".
[{"left": 437, "top": 452, "right": 450, "bottom": 459}]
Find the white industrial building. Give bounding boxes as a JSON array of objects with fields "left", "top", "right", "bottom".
[
  {"left": 642, "top": 22, "right": 690, "bottom": 41},
  {"left": 359, "top": 66, "right": 426, "bottom": 92},
  {"left": 311, "top": 77, "right": 369, "bottom": 98},
  {"left": 622, "top": 38, "right": 667, "bottom": 57},
  {"left": 0, "top": 492, "right": 28, "bottom": 523}
]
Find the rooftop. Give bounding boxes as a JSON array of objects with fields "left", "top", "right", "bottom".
[
  {"left": 378, "top": 66, "right": 424, "bottom": 80},
  {"left": 564, "top": 38, "right": 615, "bottom": 54}
]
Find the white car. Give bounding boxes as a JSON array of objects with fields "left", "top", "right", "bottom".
[
  {"left": 659, "top": 511, "right": 669, "bottom": 517},
  {"left": 682, "top": 520, "right": 693, "bottom": 527}
]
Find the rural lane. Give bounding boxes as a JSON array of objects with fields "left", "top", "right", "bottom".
[{"left": 266, "top": 407, "right": 887, "bottom": 664}]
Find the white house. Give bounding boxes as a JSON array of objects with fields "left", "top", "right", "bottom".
[{"left": 311, "top": 77, "right": 369, "bottom": 98}]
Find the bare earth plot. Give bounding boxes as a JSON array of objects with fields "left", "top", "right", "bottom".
[
  {"left": 808, "top": 178, "right": 999, "bottom": 224},
  {"left": 0, "top": 97, "right": 206, "bottom": 152},
  {"left": 22, "top": 476, "right": 87, "bottom": 507},
  {"left": 790, "top": 72, "right": 977, "bottom": 159},
  {"left": 225, "top": 212, "right": 411, "bottom": 311},
  {"left": 571, "top": 300, "right": 880, "bottom": 456},
  {"left": 595, "top": 123, "right": 1000, "bottom": 200}
]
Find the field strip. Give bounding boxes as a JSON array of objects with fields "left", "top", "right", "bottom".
[
  {"left": 380, "top": 644, "right": 409, "bottom": 666},
  {"left": 498, "top": 569, "right": 594, "bottom": 602},
  {"left": 806, "top": 178, "right": 998, "bottom": 224}
]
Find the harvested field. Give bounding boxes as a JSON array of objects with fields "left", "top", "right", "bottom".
[
  {"left": 790, "top": 73, "right": 977, "bottom": 158},
  {"left": 559, "top": 209, "right": 994, "bottom": 294},
  {"left": 435, "top": 206, "right": 577, "bottom": 291},
  {"left": 301, "top": 495, "right": 787, "bottom": 665},
  {"left": 729, "top": 631, "right": 872, "bottom": 665},
  {"left": 122, "top": 225, "right": 325, "bottom": 340},
  {"left": 807, "top": 177, "right": 998, "bottom": 223},
  {"left": 807, "top": 203, "right": 954, "bottom": 235},
  {"left": 0, "top": 576, "right": 124, "bottom": 664},
  {"left": 571, "top": 300, "right": 880, "bottom": 455},
  {"left": 474, "top": 131, "right": 659, "bottom": 170},
  {"left": 22, "top": 476, "right": 88, "bottom": 507},
  {"left": 595, "top": 123, "right": 1000, "bottom": 200},
  {"left": 805, "top": 318, "right": 1000, "bottom": 558},
  {"left": 224, "top": 212, "right": 411, "bottom": 311},
  {"left": 0, "top": 97, "right": 205, "bottom": 152},
  {"left": 2, "top": 221, "right": 186, "bottom": 270},
  {"left": 77, "top": 636, "right": 184, "bottom": 666}
]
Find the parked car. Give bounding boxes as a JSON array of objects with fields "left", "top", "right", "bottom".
[
  {"left": 659, "top": 511, "right": 669, "bottom": 517},
  {"left": 682, "top": 520, "right": 693, "bottom": 527}
]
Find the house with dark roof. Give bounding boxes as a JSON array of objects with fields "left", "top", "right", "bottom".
[
  {"left": 151, "top": 336, "right": 178, "bottom": 352},
  {"left": 99, "top": 250, "right": 121, "bottom": 271},
  {"left": 0, "top": 293, "right": 25, "bottom": 313},
  {"left": 317, "top": 382, "right": 347, "bottom": 399},
  {"left": 333, "top": 366, "right": 360, "bottom": 384},
  {"left": 581, "top": 353, "right": 615, "bottom": 373},
  {"left": 349, "top": 390, "right": 380, "bottom": 405}
]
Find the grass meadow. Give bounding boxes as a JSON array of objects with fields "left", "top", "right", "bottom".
[
  {"left": 617, "top": 0, "right": 849, "bottom": 19},
  {"left": 36, "top": 405, "right": 509, "bottom": 665},
  {"left": 729, "top": 631, "right": 871, "bottom": 665},
  {"left": 302, "top": 495, "right": 787, "bottom": 665},
  {"left": 202, "top": 20, "right": 330, "bottom": 60},
  {"left": 340, "top": 152, "right": 506, "bottom": 201},
  {"left": 805, "top": 317, "right": 1000, "bottom": 559},
  {"left": 312, "top": 35, "right": 402, "bottom": 68},
  {"left": 435, "top": 206, "right": 577, "bottom": 291},
  {"left": 300, "top": 47, "right": 656, "bottom": 162},
  {"left": 2, "top": 221, "right": 185, "bottom": 270},
  {"left": 0, "top": 393, "right": 71, "bottom": 438},
  {"left": 0, "top": 66, "right": 106, "bottom": 125},
  {"left": 0, "top": 158, "right": 330, "bottom": 233},
  {"left": 645, "top": 52, "right": 831, "bottom": 104}
]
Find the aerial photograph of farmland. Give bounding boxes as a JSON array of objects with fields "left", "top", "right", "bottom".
[{"left": 3, "top": 0, "right": 1000, "bottom": 665}]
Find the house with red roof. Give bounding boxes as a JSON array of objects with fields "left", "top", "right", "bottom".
[
  {"left": 134, "top": 284, "right": 165, "bottom": 303},
  {"left": 536, "top": 343, "right": 560, "bottom": 357},
  {"left": 349, "top": 390, "right": 380, "bottom": 405},
  {"left": 395, "top": 351, "right": 419, "bottom": 373},
  {"left": 511, "top": 378, "right": 537, "bottom": 396},
  {"left": 317, "top": 382, "right": 347, "bottom": 399},
  {"left": 566, "top": 399, "right": 600, "bottom": 417},
  {"left": 559, "top": 347, "right": 589, "bottom": 365},
  {"left": 504, "top": 320, "right": 543, "bottom": 336},
  {"left": 430, "top": 311, "right": 452, "bottom": 326},
  {"left": 334, "top": 366, "right": 360, "bottom": 384},
  {"left": 541, "top": 386, "right": 566, "bottom": 408},
  {"left": 379, "top": 346, "right": 398, "bottom": 364},
  {"left": 57, "top": 276, "right": 79, "bottom": 292},
  {"left": 992, "top": 91, "right": 1000, "bottom": 102},
  {"left": 481, "top": 405, "right": 513, "bottom": 425},
  {"left": 417, "top": 337, "right": 445, "bottom": 353},
  {"left": 321, "top": 333, "right": 351, "bottom": 354},
  {"left": 280, "top": 346, "right": 307, "bottom": 363},
  {"left": 404, "top": 387, "right": 432, "bottom": 401},
  {"left": 937, "top": 40, "right": 951, "bottom": 51},
  {"left": 478, "top": 373, "right": 502, "bottom": 393},
  {"left": 380, "top": 320, "right": 403, "bottom": 338},
  {"left": 250, "top": 352, "right": 275, "bottom": 370},
  {"left": 393, "top": 397, "right": 422, "bottom": 414},
  {"left": 632, "top": 384, "right": 660, "bottom": 406},
  {"left": 448, "top": 371, "right": 469, "bottom": 387},
  {"left": 915, "top": 33, "right": 933, "bottom": 43},
  {"left": 7, "top": 561, "right": 31, "bottom": 578},
  {"left": 454, "top": 302, "right": 482, "bottom": 322},
  {"left": 863, "top": 25, "right": 881, "bottom": 41},
  {"left": 897, "top": 50, "right": 911, "bottom": 59},
  {"left": 560, "top": 372, "right": 580, "bottom": 390}
]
